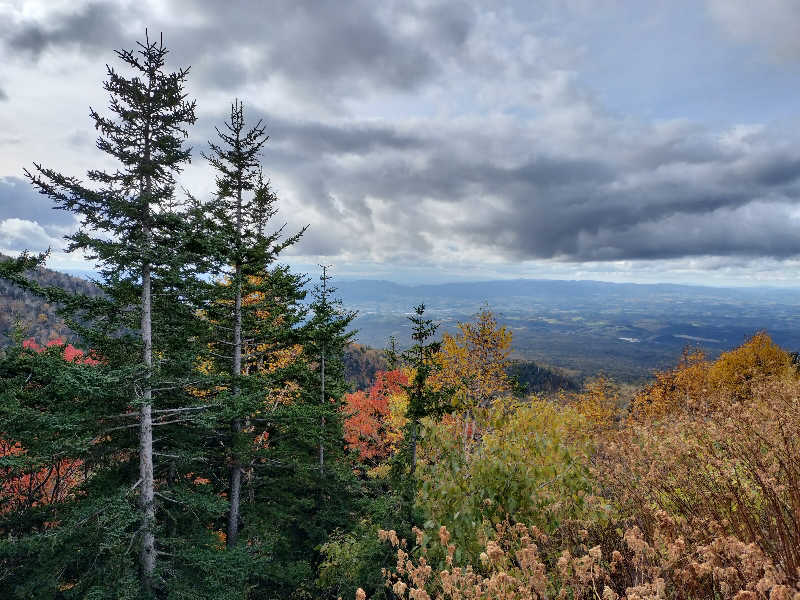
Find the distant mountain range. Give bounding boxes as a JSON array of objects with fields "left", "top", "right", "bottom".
[
  {"left": 5, "top": 258, "right": 798, "bottom": 385},
  {"left": 335, "top": 278, "right": 800, "bottom": 382},
  {"left": 334, "top": 277, "right": 800, "bottom": 306}
]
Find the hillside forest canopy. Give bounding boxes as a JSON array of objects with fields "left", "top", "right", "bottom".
[{"left": 1, "top": 34, "right": 799, "bottom": 600}]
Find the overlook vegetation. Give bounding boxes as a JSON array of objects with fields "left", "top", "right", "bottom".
[{"left": 1, "top": 35, "right": 798, "bottom": 600}]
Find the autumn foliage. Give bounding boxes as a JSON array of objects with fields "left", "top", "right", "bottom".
[
  {"left": 342, "top": 368, "right": 409, "bottom": 463},
  {"left": 434, "top": 308, "right": 513, "bottom": 411},
  {"left": 596, "top": 332, "right": 800, "bottom": 596},
  {"left": 0, "top": 437, "right": 84, "bottom": 515},
  {"left": 1, "top": 338, "right": 95, "bottom": 514},
  {"left": 377, "top": 516, "right": 799, "bottom": 600},
  {"left": 342, "top": 309, "right": 514, "bottom": 469},
  {"left": 21, "top": 337, "right": 100, "bottom": 365},
  {"left": 349, "top": 331, "right": 800, "bottom": 600}
]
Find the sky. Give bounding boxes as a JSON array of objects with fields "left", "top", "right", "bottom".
[{"left": 2, "top": 0, "right": 800, "bottom": 286}]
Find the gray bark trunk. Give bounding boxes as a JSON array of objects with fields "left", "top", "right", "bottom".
[
  {"left": 410, "top": 420, "right": 418, "bottom": 473},
  {"left": 227, "top": 177, "right": 244, "bottom": 548},
  {"left": 139, "top": 239, "right": 156, "bottom": 592},
  {"left": 226, "top": 418, "right": 242, "bottom": 547},
  {"left": 319, "top": 348, "right": 325, "bottom": 474},
  {"left": 139, "top": 95, "right": 156, "bottom": 589},
  {"left": 463, "top": 409, "right": 470, "bottom": 456}
]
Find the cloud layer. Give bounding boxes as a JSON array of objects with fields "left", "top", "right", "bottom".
[{"left": 2, "top": 0, "right": 800, "bottom": 281}]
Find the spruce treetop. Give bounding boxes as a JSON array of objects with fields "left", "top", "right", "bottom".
[
  {"left": 24, "top": 31, "right": 196, "bottom": 282},
  {"left": 202, "top": 100, "right": 306, "bottom": 279}
]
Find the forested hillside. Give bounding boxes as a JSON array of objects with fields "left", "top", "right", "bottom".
[
  {"left": 0, "top": 255, "right": 100, "bottom": 346},
  {"left": 0, "top": 261, "right": 579, "bottom": 395},
  {"left": 1, "top": 34, "right": 797, "bottom": 600}
]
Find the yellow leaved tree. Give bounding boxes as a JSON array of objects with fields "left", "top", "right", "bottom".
[
  {"left": 433, "top": 307, "right": 513, "bottom": 450},
  {"left": 707, "top": 330, "right": 795, "bottom": 402},
  {"left": 630, "top": 331, "right": 796, "bottom": 421}
]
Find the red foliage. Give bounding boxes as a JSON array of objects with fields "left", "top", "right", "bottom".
[
  {"left": 22, "top": 337, "right": 100, "bottom": 365},
  {"left": 0, "top": 437, "right": 84, "bottom": 514},
  {"left": 1, "top": 338, "right": 97, "bottom": 513},
  {"left": 342, "top": 369, "right": 408, "bottom": 462}
]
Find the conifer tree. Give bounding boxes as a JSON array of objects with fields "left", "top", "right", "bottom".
[
  {"left": 13, "top": 32, "right": 198, "bottom": 596},
  {"left": 241, "top": 264, "right": 357, "bottom": 596},
  {"left": 390, "top": 304, "right": 449, "bottom": 475},
  {"left": 305, "top": 265, "right": 357, "bottom": 473},
  {"left": 200, "top": 100, "right": 306, "bottom": 548}
]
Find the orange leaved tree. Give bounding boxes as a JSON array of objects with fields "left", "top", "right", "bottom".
[
  {"left": 342, "top": 369, "right": 409, "bottom": 466},
  {"left": 1, "top": 338, "right": 97, "bottom": 515}
]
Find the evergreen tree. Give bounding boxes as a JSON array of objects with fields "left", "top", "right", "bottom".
[
  {"left": 0, "top": 33, "right": 221, "bottom": 597},
  {"left": 199, "top": 99, "right": 306, "bottom": 549},
  {"left": 305, "top": 265, "right": 357, "bottom": 473},
  {"left": 240, "top": 264, "right": 358, "bottom": 597},
  {"left": 390, "top": 304, "right": 449, "bottom": 483},
  {"left": 0, "top": 321, "right": 144, "bottom": 599}
]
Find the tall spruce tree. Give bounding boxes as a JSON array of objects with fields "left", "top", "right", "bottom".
[
  {"left": 392, "top": 305, "right": 448, "bottom": 477},
  {"left": 16, "top": 32, "right": 198, "bottom": 596},
  {"left": 200, "top": 100, "right": 306, "bottom": 548},
  {"left": 305, "top": 265, "right": 357, "bottom": 473},
  {"left": 240, "top": 264, "right": 358, "bottom": 597}
]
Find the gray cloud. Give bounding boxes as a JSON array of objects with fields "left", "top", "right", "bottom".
[
  {"left": 231, "top": 113, "right": 800, "bottom": 262},
  {"left": 3, "top": 1, "right": 473, "bottom": 103},
  {"left": 707, "top": 0, "right": 800, "bottom": 60},
  {"left": 0, "top": 87, "right": 7, "bottom": 102},
  {"left": 7, "top": 1, "right": 132, "bottom": 60},
  {"left": 0, "top": 177, "right": 77, "bottom": 228},
  {"left": 254, "top": 115, "right": 423, "bottom": 156},
  {"left": 4, "top": 1, "right": 800, "bottom": 270}
]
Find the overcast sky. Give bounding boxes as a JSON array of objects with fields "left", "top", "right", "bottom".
[{"left": 2, "top": 0, "right": 800, "bottom": 286}]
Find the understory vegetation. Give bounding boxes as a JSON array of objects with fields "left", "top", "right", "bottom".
[
  {"left": 347, "top": 331, "right": 800, "bottom": 600},
  {"left": 1, "top": 34, "right": 798, "bottom": 600}
]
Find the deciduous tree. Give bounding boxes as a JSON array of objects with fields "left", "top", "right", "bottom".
[{"left": 434, "top": 307, "right": 512, "bottom": 450}]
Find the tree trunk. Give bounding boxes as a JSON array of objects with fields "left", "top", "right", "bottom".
[
  {"left": 410, "top": 420, "right": 418, "bottom": 473},
  {"left": 226, "top": 274, "right": 242, "bottom": 545},
  {"left": 139, "top": 100, "right": 156, "bottom": 589},
  {"left": 226, "top": 418, "right": 242, "bottom": 547},
  {"left": 139, "top": 249, "right": 156, "bottom": 593},
  {"left": 227, "top": 180, "right": 244, "bottom": 548},
  {"left": 463, "top": 409, "right": 470, "bottom": 457},
  {"left": 319, "top": 347, "right": 325, "bottom": 474}
]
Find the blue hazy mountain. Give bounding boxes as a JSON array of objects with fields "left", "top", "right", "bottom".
[{"left": 337, "top": 279, "right": 800, "bottom": 382}]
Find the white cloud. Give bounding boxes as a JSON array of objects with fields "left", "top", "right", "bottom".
[{"left": 0, "top": 217, "right": 64, "bottom": 252}]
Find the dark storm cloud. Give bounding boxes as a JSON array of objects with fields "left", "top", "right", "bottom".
[
  {"left": 0, "top": 176, "right": 76, "bottom": 228},
  {"left": 5, "top": 1, "right": 800, "bottom": 265},
  {"left": 452, "top": 153, "right": 800, "bottom": 260},
  {"left": 258, "top": 116, "right": 423, "bottom": 156},
  {"left": 751, "top": 157, "right": 800, "bottom": 186},
  {"left": 3, "top": 1, "right": 473, "bottom": 100},
  {"left": 7, "top": 2, "right": 132, "bottom": 59}
]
